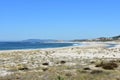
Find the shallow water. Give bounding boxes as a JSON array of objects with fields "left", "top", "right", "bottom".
[
  {"left": 0, "top": 42, "right": 76, "bottom": 50},
  {"left": 106, "top": 43, "right": 117, "bottom": 48}
]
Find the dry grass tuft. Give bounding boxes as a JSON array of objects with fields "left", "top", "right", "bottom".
[{"left": 90, "top": 70, "right": 103, "bottom": 74}]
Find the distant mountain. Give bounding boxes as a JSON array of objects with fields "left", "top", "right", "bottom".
[{"left": 22, "top": 39, "right": 58, "bottom": 43}]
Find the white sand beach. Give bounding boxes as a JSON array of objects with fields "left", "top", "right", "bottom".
[{"left": 0, "top": 42, "right": 120, "bottom": 80}]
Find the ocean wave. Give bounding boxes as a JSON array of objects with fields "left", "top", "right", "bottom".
[{"left": 73, "top": 43, "right": 81, "bottom": 46}]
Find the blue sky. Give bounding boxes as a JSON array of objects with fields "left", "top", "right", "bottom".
[{"left": 0, "top": 0, "right": 120, "bottom": 41}]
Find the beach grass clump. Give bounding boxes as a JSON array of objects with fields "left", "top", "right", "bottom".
[
  {"left": 95, "top": 61, "right": 118, "bottom": 70},
  {"left": 83, "top": 67, "right": 91, "bottom": 70},
  {"left": 42, "top": 62, "right": 49, "bottom": 66},
  {"left": 60, "top": 60, "right": 66, "bottom": 64},
  {"left": 102, "top": 62, "right": 118, "bottom": 70}
]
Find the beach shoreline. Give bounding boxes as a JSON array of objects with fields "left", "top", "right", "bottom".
[{"left": 0, "top": 41, "right": 110, "bottom": 53}]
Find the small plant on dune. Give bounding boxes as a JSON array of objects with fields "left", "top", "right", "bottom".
[{"left": 56, "top": 76, "right": 64, "bottom": 80}]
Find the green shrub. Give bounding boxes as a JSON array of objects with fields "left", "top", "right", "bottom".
[{"left": 56, "top": 76, "right": 64, "bottom": 80}]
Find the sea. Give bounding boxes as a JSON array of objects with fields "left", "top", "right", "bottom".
[{"left": 0, "top": 42, "right": 78, "bottom": 50}]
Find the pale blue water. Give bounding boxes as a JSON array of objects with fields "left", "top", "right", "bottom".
[
  {"left": 107, "top": 43, "right": 117, "bottom": 48},
  {"left": 0, "top": 42, "right": 76, "bottom": 50}
]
